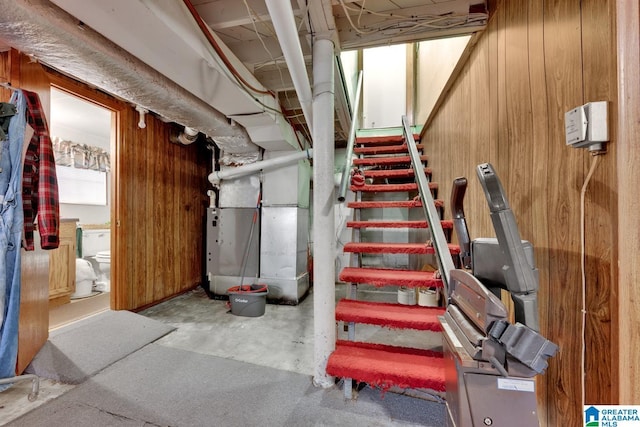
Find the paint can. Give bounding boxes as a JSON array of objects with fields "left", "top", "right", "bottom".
[
  {"left": 397, "top": 286, "right": 417, "bottom": 305},
  {"left": 418, "top": 288, "right": 439, "bottom": 307}
]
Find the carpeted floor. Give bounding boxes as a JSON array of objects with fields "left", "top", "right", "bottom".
[
  {"left": 24, "top": 310, "right": 175, "bottom": 384},
  {"left": 9, "top": 343, "right": 445, "bottom": 426},
  {"left": 5, "top": 290, "right": 446, "bottom": 426}
]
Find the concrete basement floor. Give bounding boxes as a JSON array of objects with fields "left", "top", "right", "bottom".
[{"left": 0, "top": 284, "right": 443, "bottom": 425}]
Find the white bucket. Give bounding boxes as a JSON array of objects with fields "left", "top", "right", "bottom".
[
  {"left": 71, "top": 279, "right": 94, "bottom": 299},
  {"left": 418, "top": 288, "right": 439, "bottom": 307},
  {"left": 397, "top": 287, "right": 416, "bottom": 305},
  {"left": 72, "top": 259, "right": 97, "bottom": 299}
]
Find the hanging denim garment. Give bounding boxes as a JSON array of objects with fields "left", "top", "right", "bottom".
[{"left": 0, "top": 90, "right": 27, "bottom": 389}]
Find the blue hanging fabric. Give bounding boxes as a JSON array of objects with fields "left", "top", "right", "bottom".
[{"left": 0, "top": 89, "right": 27, "bottom": 389}]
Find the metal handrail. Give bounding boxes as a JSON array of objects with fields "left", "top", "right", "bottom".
[
  {"left": 402, "top": 115, "right": 455, "bottom": 294},
  {"left": 338, "top": 70, "right": 363, "bottom": 202}
]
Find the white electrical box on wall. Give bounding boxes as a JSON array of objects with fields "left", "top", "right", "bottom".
[
  {"left": 564, "top": 101, "right": 609, "bottom": 151},
  {"left": 565, "top": 106, "right": 588, "bottom": 145}
]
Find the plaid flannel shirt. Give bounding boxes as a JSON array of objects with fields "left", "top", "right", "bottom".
[{"left": 22, "top": 90, "right": 60, "bottom": 250}]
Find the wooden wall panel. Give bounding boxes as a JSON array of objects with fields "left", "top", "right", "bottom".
[
  {"left": 422, "top": 0, "right": 619, "bottom": 424},
  {"left": 615, "top": 0, "right": 640, "bottom": 405},
  {"left": 526, "top": 1, "right": 551, "bottom": 419},
  {"left": 582, "top": 0, "right": 618, "bottom": 403},
  {"left": 114, "top": 108, "right": 210, "bottom": 310},
  {"left": 2, "top": 51, "right": 52, "bottom": 373},
  {"left": 17, "top": 242, "right": 49, "bottom": 374},
  {"left": 0, "top": 51, "right": 10, "bottom": 98},
  {"left": 116, "top": 109, "right": 135, "bottom": 310},
  {"left": 543, "top": 2, "right": 586, "bottom": 424},
  {"left": 581, "top": 0, "right": 618, "bottom": 405}
]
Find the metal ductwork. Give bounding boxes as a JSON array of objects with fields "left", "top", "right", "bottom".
[{"left": 0, "top": 0, "right": 261, "bottom": 163}]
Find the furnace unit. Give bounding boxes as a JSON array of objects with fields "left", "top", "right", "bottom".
[{"left": 205, "top": 151, "right": 311, "bottom": 305}]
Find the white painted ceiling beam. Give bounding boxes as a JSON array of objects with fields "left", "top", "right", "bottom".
[
  {"left": 195, "top": 0, "right": 306, "bottom": 30},
  {"left": 334, "top": 0, "right": 480, "bottom": 21},
  {"left": 338, "top": 24, "right": 486, "bottom": 50},
  {"left": 335, "top": 0, "right": 487, "bottom": 49},
  {"left": 226, "top": 35, "right": 312, "bottom": 67},
  {"left": 255, "top": 64, "right": 313, "bottom": 92},
  {"left": 308, "top": 0, "right": 340, "bottom": 49}
]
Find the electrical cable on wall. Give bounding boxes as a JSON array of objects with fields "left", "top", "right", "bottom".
[{"left": 580, "top": 152, "right": 602, "bottom": 411}]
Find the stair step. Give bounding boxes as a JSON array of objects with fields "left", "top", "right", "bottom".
[
  {"left": 344, "top": 242, "right": 460, "bottom": 255},
  {"left": 354, "top": 144, "right": 424, "bottom": 155},
  {"left": 350, "top": 182, "right": 437, "bottom": 193},
  {"left": 347, "top": 199, "right": 444, "bottom": 209},
  {"left": 326, "top": 340, "right": 445, "bottom": 392},
  {"left": 355, "top": 134, "right": 420, "bottom": 145},
  {"left": 336, "top": 299, "right": 445, "bottom": 331},
  {"left": 362, "top": 168, "right": 432, "bottom": 179},
  {"left": 339, "top": 267, "right": 443, "bottom": 288},
  {"left": 347, "top": 219, "right": 453, "bottom": 230},
  {"left": 346, "top": 199, "right": 446, "bottom": 220},
  {"left": 353, "top": 155, "right": 427, "bottom": 167}
]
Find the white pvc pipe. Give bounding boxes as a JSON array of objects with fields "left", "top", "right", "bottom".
[
  {"left": 136, "top": 106, "right": 148, "bottom": 129},
  {"left": 265, "top": 0, "right": 314, "bottom": 134},
  {"left": 208, "top": 149, "right": 312, "bottom": 185},
  {"left": 311, "top": 37, "right": 336, "bottom": 389},
  {"left": 177, "top": 126, "right": 199, "bottom": 145}
]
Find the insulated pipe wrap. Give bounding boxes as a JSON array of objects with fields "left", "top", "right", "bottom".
[{"left": 0, "top": 0, "right": 259, "bottom": 159}]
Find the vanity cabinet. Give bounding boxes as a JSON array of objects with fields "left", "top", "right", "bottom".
[{"left": 48, "top": 219, "right": 78, "bottom": 307}]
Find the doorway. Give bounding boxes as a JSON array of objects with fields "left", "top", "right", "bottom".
[
  {"left": 48, "top": 86, "right": 115, "bottom": 329},
  {"left": 362, "top": 44, "right": 407, "bottom": 129}
]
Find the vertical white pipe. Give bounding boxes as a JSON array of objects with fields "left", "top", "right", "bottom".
[
  {"left": 312, "top": 37, "right": 336, "bottom": 388},
  {"left": 265, "top": 0, "right": 314, "bottom": 134}
]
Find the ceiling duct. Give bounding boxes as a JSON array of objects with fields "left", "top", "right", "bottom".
[{"left": 0, "top": 0, "right": 260, "bottom": 163}]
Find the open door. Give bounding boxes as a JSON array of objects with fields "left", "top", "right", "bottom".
[
  {"left": 4, "top": 50, "right": 117, "bottom": 374},
  {"left": 1, "top": 50, "right": 53, "bottom": 374},
  {"left": 17, "top": 243, "right": 49, "bottom": 373}
]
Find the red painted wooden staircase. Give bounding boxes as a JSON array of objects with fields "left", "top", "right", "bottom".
[{"left": 327, "top": 132, "right": 458, "bottom": 397}]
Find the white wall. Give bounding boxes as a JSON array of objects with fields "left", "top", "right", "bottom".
[
  {"left": 362, "top": 44, "right": 407, "bottom": 128},
  {"left": 50, "top": 87, "right": 112, "bottom": 225},
  {"left": 415, "top": 35, "right": 471, "bottom": 125},
  {"left": 340, "top": 50, "right": 359, "bottom": 109}
]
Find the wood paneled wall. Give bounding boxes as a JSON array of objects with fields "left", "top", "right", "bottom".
[
  {"left": 421, "top": 0, "right": 618, "bottom": 425},
  {"left": 114, "top": 108, "right": 210, "bottom": 310},
  {"left": 6, "top": 51, "right": 211, "bottom": 314},
  {"left": 615, "top": 0, "right": 640, "bottom": 405},
  {"left": 1, "top": 50, "right": 50, "bottom": 374}
]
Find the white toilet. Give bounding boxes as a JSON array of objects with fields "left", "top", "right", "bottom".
[{"left": 80, "top": 228, "right": 111, "bottom": 292}]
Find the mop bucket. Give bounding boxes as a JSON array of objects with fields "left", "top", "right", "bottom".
[{"left": 227, "top": 284, "right": 268, "bottom": 317}]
